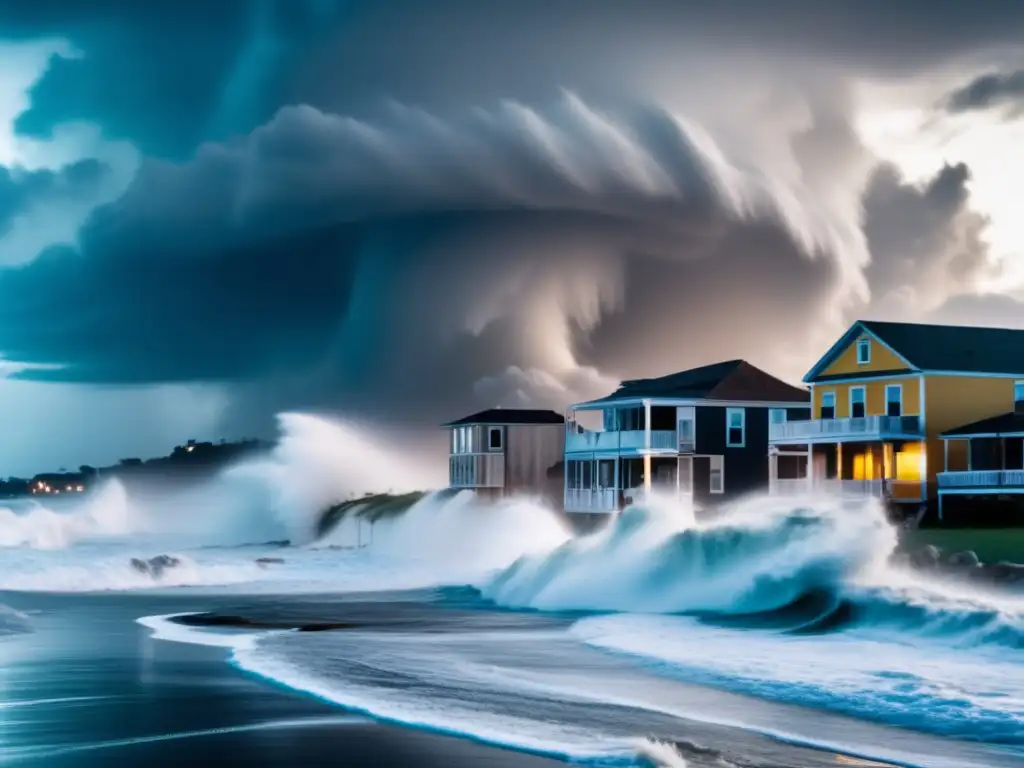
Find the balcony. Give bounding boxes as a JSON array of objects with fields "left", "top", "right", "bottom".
[
  {"left": 564, "top": 487, "right": 620, "bottom": 513},
  {"left": 565, "top": 429, "right": 679, "bottom": 454},
  {"left": 769, "top": 415, "right": 923, "bottom": 444},
  {"left": 770, "top": 478, "right": 922, "bottom": 500},
  {"left": 938, "top": 470, "right": 1024, "bottom": 490}
]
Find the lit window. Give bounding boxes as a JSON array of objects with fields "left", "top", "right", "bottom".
[
  {"left": 769, "top": 409, "right": 787, "bottom": 425},
  {"left": 709, "top": 455, "right": 724, "bottom": 494},
  {"left": 820, "top": 391, "right": 836, "bottom": 420},
  {"left": 886, "top": 385, "right": 902, "bottom": 417},
  {"left": 850, "top": 387, "right": 866, "bottom": 419},
  {"left": 857, "top": 339, "right": 871, "bottom": 365},
  {"left": 726, "top": 408, "right": 745, "bottom": 447}
]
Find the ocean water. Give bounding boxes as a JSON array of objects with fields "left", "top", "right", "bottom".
[{"left": 1, "top": 414, "right": 1022, "bottom": 768}]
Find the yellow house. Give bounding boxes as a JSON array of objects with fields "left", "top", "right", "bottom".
[{"left": 768, "top": 320, "right": 1024, "bottom": 515}]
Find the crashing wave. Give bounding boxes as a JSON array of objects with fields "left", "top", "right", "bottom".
[
  {"left": 483, "top": 494, "right": 1024, "bottom": 651},
  {"left": 0, "top": 480, "right": 131, "bottom": 549}
]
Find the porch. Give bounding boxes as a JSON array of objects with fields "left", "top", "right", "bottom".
[
  {"left": 564, "top": 455, "right": 696, "bottom": 514},
  {"left": 769, "top": 441, "right": 925, "bottom": 501},
  {"left": 939, "top": 433, "right": 1024, "bottom": 493},
  {"left": 769, "top": 415, "right": 923, "bottom": 444},
  {"left": 565, "top": 402, "right": 696, "bottom": 456}
]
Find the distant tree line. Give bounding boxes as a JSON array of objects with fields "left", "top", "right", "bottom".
[{"left": 0, "top": 438, "right": 271, "bottom": 499}]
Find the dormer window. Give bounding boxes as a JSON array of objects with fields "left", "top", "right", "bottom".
[{"left": 856, "top": 339, "right": 871, "bottom": 365}]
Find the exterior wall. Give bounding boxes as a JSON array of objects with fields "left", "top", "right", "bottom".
[
  {"left": 505, "top": 423, "right": 565, "bottom": 503},
  {"left": 924, "top": 375, "right": 1017, "bottom": 496},
  {"left": 812, "top": 375, "right": 921, "bottom": 418},
  {"left": 695, "top": 404, "right": 774, "bottom": 501},
  {"left": 818, "top": 332, "right": 913, "bottom": 377}
]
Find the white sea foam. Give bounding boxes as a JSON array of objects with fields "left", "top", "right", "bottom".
[{"left": 0, "top": 480, "right": 131, "bottom": 549}]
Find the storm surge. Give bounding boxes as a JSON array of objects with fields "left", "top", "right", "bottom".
[{"left": 484, "top": 495, "right": 1024, "bottom": 652}]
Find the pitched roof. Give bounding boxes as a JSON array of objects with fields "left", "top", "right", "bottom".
[
  {"left": 583, "top": 360, "right": 808, "bottom": 405},
  {"left": 807, "top": 320, "right": 1024, "bottom": 381},
  {"left": 941, "top": 411, "right": 1024, "bottom": 438},
  {"left": 442, "top": 408, "right": 565, "bottom": 427}
]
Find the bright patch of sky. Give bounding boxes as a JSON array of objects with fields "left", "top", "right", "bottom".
[
  {"left": 0, "top": 40, "right": 140, "bottom": 267},
  {"left": 856, "top": 73, "right": 1024, "bottom": 296}
]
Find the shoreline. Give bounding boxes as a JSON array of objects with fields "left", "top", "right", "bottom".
[
  {"left": 4, "top": 590, "right": 1021, "bottom": 768},
  {"left": 0, "top": 592, "right": 567, "bottom": 768}
]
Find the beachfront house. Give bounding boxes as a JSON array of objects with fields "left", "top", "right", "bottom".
[
  {"left": 769, "top": 320, "right": 1024, "bottom": 520},
  {"left": 443, "top": 408, "right": 565, "bottom": 504},
  {"left": 938, "top": 391, "right": 1024, "bottom": 525},
  {"left": 563, "top": 360, "right": 809, "bottom": 522}
]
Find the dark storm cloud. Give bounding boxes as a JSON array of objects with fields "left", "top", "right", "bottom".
[
  {"left": 862, "top": 161, "right": 994, "bottom": 312},
  {"left": 0, "top": 97, "right": 763, "bottom": 387},
  {"left": 946, "top": 70, "right": 1024, "bottom": 115},
  {"left": 5, "top": 0, "right": 1024, "bottom": 158},
  {"left": 0, "top": 0, "right": 1017, "bottom": 438},
  {"left": 0, "top": 159, "right": 108, "bottom": 236},
  {"left": 2, "top": 0, "right": 346, "bottom": 158}
]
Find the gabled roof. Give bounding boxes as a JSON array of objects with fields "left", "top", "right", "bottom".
[
  {"left": 941, "top": 411, "right": 1024, "bottom": 438},
  {"left": 580, "top": 360, "right": 808, "bottom": 405},
  {"left": 442, "top": 408, "right": 565, "bottom": 427},
  {"left": 804, "top": 320, "right": 1024, "bottom": 382}
]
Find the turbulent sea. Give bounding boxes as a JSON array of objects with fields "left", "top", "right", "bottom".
[{"left": 1, "top": 415, "right": 1022, "bottom": 768}]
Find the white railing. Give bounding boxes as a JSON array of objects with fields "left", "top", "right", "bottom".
[
  {"left": 818, "top": 479, "right": 886, "bottom": 497},
  {"left": 770, "top": 415, "right": 923, "bottom": 443},
  {"left": 650, "top": 431, "right": 677, "bottom": 450},
  {"left": 564, "top": 488, "right": 619, "bottom": 513},
  {"left": 770, "top": 478, "right": 811, "bottom": 495},
  {"left": 938, "top": 470, "right": 1024, "bottom": 488},
  {"left": 565, "top": 429, "right": 678, "bottom": 453},
  {"left": 769, "top": 478, "right": 905, "bottom": 498}
]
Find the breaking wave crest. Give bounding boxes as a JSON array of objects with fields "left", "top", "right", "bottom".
[
  {"left": 0, "top": 481, "right": 131, "bottom": 549},
  {"left": 484, "top": 494, "right": 1024, "bottom": 652}
]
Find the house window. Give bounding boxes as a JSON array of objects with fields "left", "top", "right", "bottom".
[
  {"left": 1015, "top": 381, "right": 1024, "bottom": 410},
  {"left": 769, "top": 409, "right": 788, "bottom": 425},
  {"left": 820, "top": 391, "right": 836, "bottom": 420},
  {"left": 857, "top": 339, "right": 871, "bottom": 365},
  {"left": 709, "top": 455, "right": 724, "bottom": 494},
  {"left": 850, "top": 387, "right": 866, "bottom": 419},
  {"left": 488, "top": 427, "right": 502, "bottom": 450},
  {"left": 886, "top": 385, "right": 902, "bottom": 417},
  {"left": 726, "top": 408, "right": 745, "bottom": 447}
]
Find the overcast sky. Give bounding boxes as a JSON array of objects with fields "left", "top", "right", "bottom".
[{"left": 0, "top": 0, "right": 1023, "bottom": 476}]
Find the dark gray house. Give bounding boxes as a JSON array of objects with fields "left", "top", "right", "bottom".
[
  {"left": 443, "top": 408, "right": 565, "bottom": 505},
  {"left": 563, "top": 360, "right": 809, "bottom": 521}
]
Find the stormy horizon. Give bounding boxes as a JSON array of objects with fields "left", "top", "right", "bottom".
[{"left": 0, "top": 1, "right": 1021, "bottom": 476}]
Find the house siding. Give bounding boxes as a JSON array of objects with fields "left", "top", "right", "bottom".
[
  {"left": 695, "top": 404, "right": 771, "bottom": 500},
  {"left": 819, "top": 333, "right": 913, "bottom": 378},
  {"left": 924, "top": 375, "right": 1017, "bottom": 496},
  {"left": 506, "top": 423, "right": 565, "bottom": 503},
  {"left": 812, "top": 376, "right": 921, "bottom": 418}
]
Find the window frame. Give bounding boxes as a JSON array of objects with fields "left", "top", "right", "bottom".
[
  {"left": 849, "top": 386, "right": 866, "bottom": 419},
  {"left": 709, "top": 455, "right": 725, "bottom": 494},
  {"left": 885, "top": 384, "right": 903, "bottom": 417},
  {"left": 856, "top": 339, "right": 871, "bottom": 365},
  {"left": 820, "top": 391, "right": 836, "bottom": 420},
  {"left": 488, "top": 426, "right": 503, "bottom": 451},
  {"left": 725, "top": 407, "right": 746, "bottom": 448},
  {"left": 769, "top": 408, "right": 788, "bottom": 425}
]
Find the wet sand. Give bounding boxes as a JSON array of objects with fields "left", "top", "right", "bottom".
[{"left": 0, "top": 592, "right": 564, "bottom": 768}]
